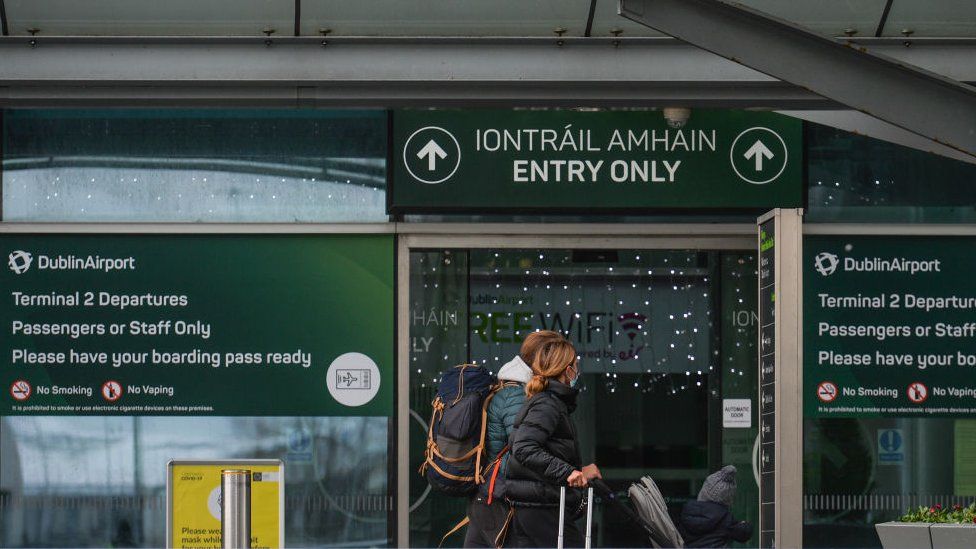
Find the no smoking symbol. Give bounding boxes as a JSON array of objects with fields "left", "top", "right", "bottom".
[
  {"left": 102, "top": 380, "right": 123, "bottom": 402},
  {"left": 817, "top": 381, "right": 838, "bottom": 403},
  {"left": 907, "top": 382, "right": 928, "bottom": 404},
  {"left": 10, "top": 380, "right": 31, "bottom": 402}
]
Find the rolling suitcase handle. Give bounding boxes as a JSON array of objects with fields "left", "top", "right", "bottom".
[
  {"left": 585, "top": 486, "right": 594, "bottom": 549},
  {"left": 558, "top": 486, "right": 565, "bottom": 549},
  {"left": 558, "top": 486, "right": 595, "bottom": 549}
]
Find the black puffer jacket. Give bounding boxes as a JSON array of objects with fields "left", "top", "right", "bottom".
[
  {"left": 678, "top": 500, "right": 752, "bottom": 548},
  {"left": 505, "top": 380, "right": 583, "bottom": 510}
]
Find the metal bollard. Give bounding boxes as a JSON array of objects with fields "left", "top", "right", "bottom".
[{"left": 221, "top": 470, "right": 252, "bottom": 549}]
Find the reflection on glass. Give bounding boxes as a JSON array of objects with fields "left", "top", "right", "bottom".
[
  {"left": 1, "top": 109, "right": 388, "bottom": 223},
  {"left": 409, "top": 249, "right": 757, "bottom": 547},
  {"left": 805, "top": 122, "right": 976, "bottom": 223},
  {"left": 804, "top": 418, "right": 975, "bottom": 549},
  {"left": 0, "top": 416, "right": 390, "bottom": 547}
]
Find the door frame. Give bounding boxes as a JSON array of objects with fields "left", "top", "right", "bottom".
[{"left": 395, "top": 222, "right": 756, "bottom": 547}]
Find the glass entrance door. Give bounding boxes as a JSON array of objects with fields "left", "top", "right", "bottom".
[{"left": 407, "top": 247, "right": 758, "bottom": 548}]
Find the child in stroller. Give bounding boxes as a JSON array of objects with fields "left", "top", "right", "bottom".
[{"left": 678, "top": 465, "right": 753, "bottom": 548}]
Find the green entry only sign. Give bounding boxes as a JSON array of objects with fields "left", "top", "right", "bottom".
[
  {"left": 805, "top": 235, "right": 976, "bottom": 418},
  {"left": 390, "top": 109, "right": 802, "bottom": 212},
  {"left": 2, "top": 234, "right": 393, "bottom": 416}
]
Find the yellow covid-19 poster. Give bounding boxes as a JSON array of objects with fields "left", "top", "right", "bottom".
[{"left": 167, "top": 460, "right": 284, "bottom": 549}]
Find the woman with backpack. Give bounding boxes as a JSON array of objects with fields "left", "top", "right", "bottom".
[
  {"left": 503, "top": 332, "right": 601, "bottom": 548},
  {"left": 463, "top": 330, "right": 561, "bottom": 548}
]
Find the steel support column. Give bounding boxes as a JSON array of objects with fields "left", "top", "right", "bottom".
[{"left": 619, "top": 0, "right": 976, "bottom": 157}]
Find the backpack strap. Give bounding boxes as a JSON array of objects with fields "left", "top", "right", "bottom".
[
  {"left": 485, "top": 445, "right": 509, "bottom": 505},
  {"left": 438, "top": 515, "right": 470, "bottom": 548},
  {"left": 419, "top": 396, "right": 482, "bottom": 479},
  {"left": 494, "top": 506, "right": 516, "bottom": 549},
  {"left": 473, "top": 385, "right": 499, "bottom": 484},
  {"left": 452, "top": 364, "right": 467, "bottom": 405},
  {"left": 473, "top": 380, "right": 519, "bottom": 483},
  {"left": 451, "top": 363, "right": 480, "bottom": 406},
  {"left": 425, "top": 459, "right": 476, "bottom": 483},
  {"left": 418, "top": 397, "right": 445, "bottom": 476}
]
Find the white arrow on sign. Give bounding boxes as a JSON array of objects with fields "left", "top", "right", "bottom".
[
  {"left": 417, "top": 139, "right": 448, "bottom": 171},
  {"left": 744, "top": 140, "right": 775, "bottom": 171}
]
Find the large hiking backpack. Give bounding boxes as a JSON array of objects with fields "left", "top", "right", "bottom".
[{"left": 421, "top": 364, "right": 499, "bottom": 497}]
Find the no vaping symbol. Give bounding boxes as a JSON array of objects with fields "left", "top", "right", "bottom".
[
  {"left": 907, "top": 382, "right": 928, "bottom": 404},
  {"left": 102, "top": 381, "right": 123, "bottom": 402}
]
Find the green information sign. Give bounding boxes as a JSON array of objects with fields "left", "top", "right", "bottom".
[
  {"left": 1, "top": 234, "right": 393, "bottom": 416},
  {"left": 805, "top": 235, "right": 976, "bottom": 418},
  {"left": 391, "top": 109, "right": 802, "bottom": 212}
]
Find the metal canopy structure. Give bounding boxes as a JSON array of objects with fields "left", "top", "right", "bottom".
[
  {"left": 0, "top": 0, "right": 974, "bottom": 115},
  {"left": 0, "top": 37, "right": 974, "bottom": 109},
  {"left": 2, "top": 0, "right": 976, "bottom": 38},
  {"left": 0, "top": 0, "right": 974, "bottom": 163},
  {"left": 619, "top": 0, "right": 976, "bottom": 157}
]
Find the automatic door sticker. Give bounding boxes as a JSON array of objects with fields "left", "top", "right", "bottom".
[{"left": 326, "top": 352, "right": 381, "bottom": 407}]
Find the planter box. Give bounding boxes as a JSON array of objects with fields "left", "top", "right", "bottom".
[
  {"left": 877, "top": 522, "right": 976, "bottom": 549},
  {"left": 876, "top": 522, "right": 931, "bottom": 549},
  {"left": 930, "top": 524, "right": 976, "bottom": 549}
]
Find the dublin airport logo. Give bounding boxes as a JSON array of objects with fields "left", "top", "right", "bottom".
[
  {"left": 8, "top": 250, "right": 33, "bottom": 274},
  {"left": 814, "top": 251, "right": 839, "bottom": 277}
]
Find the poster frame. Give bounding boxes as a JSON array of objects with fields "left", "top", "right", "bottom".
[{"left": 165, "top": 458, "right": 285, "bottom": 549}]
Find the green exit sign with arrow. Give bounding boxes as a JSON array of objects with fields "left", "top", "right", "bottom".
[{"left": 390, "top": 109, "right": 803, "bottom": 213}]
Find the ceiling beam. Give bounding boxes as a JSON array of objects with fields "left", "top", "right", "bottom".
[
  {"left": 0, "top": 36, "right": 973, "bottom": 108},
  {"left": 619, "top": 0, "right": 976, "bottom": 157}
]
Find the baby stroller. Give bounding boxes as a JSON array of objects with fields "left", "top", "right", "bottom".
[{"left": 591, "top": 477, "right": 684, "bottom": 548}]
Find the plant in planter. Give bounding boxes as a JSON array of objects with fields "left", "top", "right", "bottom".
[
  {"left": 877, "top": 503, "right": 976, "bottom": 549},
  {"left": 900, "top": 503, "right": 976, "bottom": 524}
]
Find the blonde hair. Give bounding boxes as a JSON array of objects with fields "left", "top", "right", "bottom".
[
  {"left": 519, "top": 330, "right": 563, "bottom": 365},
  {"left": 523, "top": 330, "right": 577, "bottom": 398}
]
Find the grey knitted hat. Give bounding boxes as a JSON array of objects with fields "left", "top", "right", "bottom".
[{"left": 698, "top": 465, "right": 737, "bottom": 507}]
